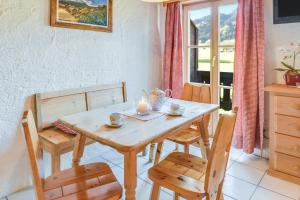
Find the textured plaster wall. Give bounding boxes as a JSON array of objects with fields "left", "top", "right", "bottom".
[
  {"left": 0, "top": 0, "right": 162, "bottom": 197},
  {"left": 264, "top": 0, "right": 300, "bottom": 138}
]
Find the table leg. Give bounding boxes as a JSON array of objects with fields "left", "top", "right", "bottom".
[
  {"left": 72, "top": 134, "right": 86, "bottom": 167},
  {"left": 199, "top": 120, "right": 210, "bottom": 159},
  {"left": 154, "top": 142, "right": 163, "bottom": 165},
  {"left": 124, "top": 151, "right": 137, "bottom": 200}
]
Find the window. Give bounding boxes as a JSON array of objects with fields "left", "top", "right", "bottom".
[{"left": 183, "top": 0, "right": 237, "bottom": 113}]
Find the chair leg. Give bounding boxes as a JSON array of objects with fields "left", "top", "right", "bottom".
[
  {"left": 175, "top": 143, "right": 179, "bottom": 151},
  {"left": 216, "top": 180, "right": 225, "bottom": 200},
  {"left": 198, "top": 140, "right": 207, "bottom": 160},
  {"left": 154, "top": 142, "right": 163, "bottom": 165},
  {"left": 184, "top": 144, "right": 189, "bottom": 154},
  {"left": 150, "top": 183, "right": 161, "bottom": 200},
  {"left": 173, "top": 192, "right": 179, "bottom": 200},
  {"left": 149, "top": 143, "right": 156, "bottom": 162},
  {"left": 51, "top": 150, "right": 60, "bottom": 175},
  {"left": 219, "top": 193, "right": 224, "bottom": 200}
]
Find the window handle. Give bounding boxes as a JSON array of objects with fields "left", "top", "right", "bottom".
[{"left": 212, "top": 56, "right": 217, "bottom": 68}]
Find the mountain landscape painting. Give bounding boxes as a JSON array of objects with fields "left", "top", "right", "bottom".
[{"left": 51, "top": 0, "right": 112, "bottom": 32}]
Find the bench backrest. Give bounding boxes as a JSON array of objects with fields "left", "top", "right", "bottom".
[{"left": 36, "top": 82, "right": 127, "bottom": 131}]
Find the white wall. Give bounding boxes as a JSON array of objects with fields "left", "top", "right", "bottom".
[
  {"left": 264, "top": 0, "right": 300, "bottom": 86},
  {"left": 264, "top": 0, "right": 300, "bottom": 139},
  {"left": 0, "top": 0, "right": 162, "bottom": 197}
]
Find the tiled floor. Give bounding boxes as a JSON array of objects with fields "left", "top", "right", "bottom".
[{"left": 4, "top": 141, "right": 300, "bottom": 200}]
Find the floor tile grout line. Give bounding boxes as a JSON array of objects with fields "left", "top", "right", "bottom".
[
  {"left": 225, "top": 174, "right": 257, "bottom": 186},
  {"left": 258, "top": 185, "right": 298, "bottom": 200},
  {"left": 234, "top": 157, "right": 269, "bottom": 172},
  {"left": 248, "top": 171, "right": 267, "bottom": 200},
  {"left": 224, "top": 194, "right": 238, "bottom": 200},
  {"left": 253, "top": 171, "right": 297, "bottom": 200}
]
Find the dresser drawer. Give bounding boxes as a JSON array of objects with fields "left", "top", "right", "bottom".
[
  {"left": 274, "top": 153, "right": 300, "bottom": 178},
  {"left": 276, "top": 96, "right": 300, "bottom": 117},
  {"left": 275, "top": 133, "right": 300, "bottom": 158},
  {"left": 275, "top": 115, "right": 300, "bottom": 137}
]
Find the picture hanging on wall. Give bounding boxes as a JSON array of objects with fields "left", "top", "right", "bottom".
[{"left": 50, "top": 0, "right": 112, "bottom": 32}]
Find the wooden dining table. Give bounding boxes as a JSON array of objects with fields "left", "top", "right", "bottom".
[{"left": 58, "top": 99, "right": 219, "bottom": 200}]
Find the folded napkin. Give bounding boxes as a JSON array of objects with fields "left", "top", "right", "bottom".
[{"left": 120, "top": 109, "right": 165, "bottom": 121}]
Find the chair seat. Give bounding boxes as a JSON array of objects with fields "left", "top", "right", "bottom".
[
  {"left": 148, "top": 152, "right": 207, "bottom": 199},
  {"left": 39, "top": 128, "right": 76, "bottom": 145},
  {"left": 43, "top": 163, "right": 122, "bottom": 200},
  {"left": 167, "top": 127, "right": 202, "bottom": 145},
  {"left": 39, "top": 128, "right": 94, "bottom": 149}
]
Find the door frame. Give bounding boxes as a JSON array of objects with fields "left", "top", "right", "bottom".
[{"left": 182, "top": 0, "right": 237, "bottom": 133}]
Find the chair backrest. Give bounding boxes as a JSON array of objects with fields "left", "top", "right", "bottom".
[
  {"left": 22, "top": 110, "right": 45, "bottom": 200},
  {"left": 181, "top": 83, "right": 211, "bottom": 127},
  {"left": 36, "top": 82, "right": 127, "bottom": 131},
  {"left": 204, "top": 107, "right": 238, "bottom": 200}
]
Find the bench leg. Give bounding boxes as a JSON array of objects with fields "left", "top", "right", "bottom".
[
  {"left": 51, "top": 150, "right": 61, "bottom": 174},
  {"left": 142, "top": 145, "right": 148, "bottom": 156},
  {"left": 184, "top": 144, "right": 189, "bottom": 154},
  {"left": 149, "top": 143, "right": 156, "bottom": 162},
  {"left": 175, "top": 143, "right": 179, "bottom": 151}
]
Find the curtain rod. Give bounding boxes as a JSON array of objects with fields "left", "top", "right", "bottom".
[{"left": 163, "top": 0, "right": 218, "bottom": 6}]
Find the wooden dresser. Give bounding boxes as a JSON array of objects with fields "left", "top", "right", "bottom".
[{"left": 265, "top": 84, "right": 300, "bottom": 185}]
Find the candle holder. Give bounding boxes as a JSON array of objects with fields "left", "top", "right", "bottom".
[{"left": 136, "top": 97, "right": 150, "bottom": 116}]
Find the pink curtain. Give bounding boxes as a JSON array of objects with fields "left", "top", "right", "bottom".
[
  {"left": 163, "top": 2, "right": 183, "bottom": 98},
  {"left": 232, "top": 0, "right": 265, "bottom": 153}
]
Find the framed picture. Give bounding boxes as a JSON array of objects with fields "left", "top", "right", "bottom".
[{"left": 50, "top": 0, "right": 112, "bottom": 32}]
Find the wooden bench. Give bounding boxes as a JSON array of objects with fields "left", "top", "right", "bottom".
[{"left": 35, "top": 82, "right": 127, "bottom": 175}]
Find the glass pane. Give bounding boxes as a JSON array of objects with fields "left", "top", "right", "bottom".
[
  {"left": 189, "top": 8, "right": 211, "bottom": 46},
  {"left": 219, "top": 87, "right": 233, "bottom": 112},
  {"left": 219, "top": 4, "right": 238, "bottom": 44},
  {"left": 189, "top": 47, "right": 211, "bottom": 84},
  {"left": 219, "top": 47, "right": 234, "bottom": 86},
  {"left": 218, "top": 4, "right": 237, "bottom": 111}
]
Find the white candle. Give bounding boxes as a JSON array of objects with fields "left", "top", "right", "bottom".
[{"left": 137, "top": 97, "right": 148, "bottom": 113}]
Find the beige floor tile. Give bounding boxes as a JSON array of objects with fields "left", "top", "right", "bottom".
[
  {"left": 135, "top": 179, "right": 172, "bottom": 200},
  {"left": 224, "top": 194, "right": 236, "bottom": 200},
  {"left": 223, "top": 175, "right": 256, "bottom": 200},
  {"left": 251, "top": 187, "right": 294, "bottom": 200},
  {"left": 118, "top": 157, "right": 154, "bottom": 175},
  {"left": 7, "top": 188, "right": 35, "bottom": 200},
  {"left": 139, "top": 170, "right": 151, "bottom": 184},
  {"left": 259, "top": 174, "right": 300, "bottom": 199},
  {"left": 227, "top": 162, "right": 265, "bottom": 185},
  {"left": 237, "top": 154, "right": 269, "bottom": 171},
  {"left": 111, "top": 165, "right": 125, "bottom": 186},
  {"left": 101, "top": 149, "right": 124, "bottom": 165},
  {"left": 229, "top": 148, "right": 244, "bottom": 160},
  {"left": 227, "top": 159, "right": 235, "bottom": 169}
]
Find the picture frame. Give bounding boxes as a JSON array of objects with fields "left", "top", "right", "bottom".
[{"left": 50, "top": 0, "right": 112, "bottom": 32}]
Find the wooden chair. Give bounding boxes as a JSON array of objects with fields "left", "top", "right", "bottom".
[
  {"left": 149, "top": 83, "right": 211, "bottom": 162},
  {"left": 148, "top": 107, "right": 238, "bottom": 200},
  {"left": 22, "top": 110, "right": 123, "bottom": 200},
  {"left": 36, "top": 83, "right": 127, "bottom": 175}
]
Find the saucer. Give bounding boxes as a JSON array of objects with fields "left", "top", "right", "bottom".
[
  {"left": 167, "top": 109, "right": 184, "bottom": 116},
  {"left": 106, "top": 122, "right": 124, "bottom": 128},
  {"left": 137, "top": 111, "right": 150, "bottom": 116}
]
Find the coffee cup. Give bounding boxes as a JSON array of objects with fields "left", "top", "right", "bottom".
[
  {"left": 170, "top": 103, "right": 181, "bottom": 112},
  {"left": 110, "top": 113, "right": 123, "bottom": 125}
]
